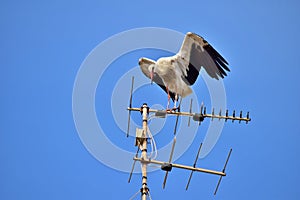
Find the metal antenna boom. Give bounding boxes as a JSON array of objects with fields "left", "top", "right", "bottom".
[{"left": 128, "top": 106, "right": 251, "bottom": 124}]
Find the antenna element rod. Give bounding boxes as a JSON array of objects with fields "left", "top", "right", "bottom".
[
  {"left": 126, "top": 76, "right": 134, "bottom": 137},
  {"left": 163, "top": 137, "right": 176, "bottom": 189},
  {"left": 214, "top": 148, "right": 232, "bottom": 195},
  {"left": 186, "top": 143, "right": 202, "bottom": 190}
]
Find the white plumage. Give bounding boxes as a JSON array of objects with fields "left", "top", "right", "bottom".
[{"left": 139, "top": 32, "right": 230, "bottom": 109}]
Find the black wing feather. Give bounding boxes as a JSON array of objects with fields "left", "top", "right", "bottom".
[
  {"left": 199, "top": 37, "right": 229, "bottom": 65},
  {"left": 216, "top": 57, "right": 230, "bottom": 72},
  {"left": 203, "top": 44, "right": 230, "bottom": 78}
]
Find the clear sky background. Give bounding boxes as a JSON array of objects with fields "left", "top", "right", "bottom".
[{"left": 1, "top": 1, "right": 300, "bottom": 200}]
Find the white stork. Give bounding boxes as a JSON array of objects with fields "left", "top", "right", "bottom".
[{"left": 139, "top": 32, "right": 230, "bottom": 110}]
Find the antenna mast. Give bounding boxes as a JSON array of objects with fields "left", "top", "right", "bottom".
[
  {"left": 140, "top": 103, "right": 149, "bottom": 200},
  {"left": 126, "top": 76, "right": 251, "bottom": 199}
]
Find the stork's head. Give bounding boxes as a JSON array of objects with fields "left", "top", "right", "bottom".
[{"left": 138, "top": 57, "right": 156, "bottom": 84}]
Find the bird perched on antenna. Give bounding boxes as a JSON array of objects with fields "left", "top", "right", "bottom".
[{"left": 139, "top": 32, "right": 230, "bottom": 110}]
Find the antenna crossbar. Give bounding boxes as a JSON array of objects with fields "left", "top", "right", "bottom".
[
  {"left": 133, "top": 157, "right": 226, "bottom": 176},
  {"left": 127, "top": 107, "right": 251, "bottom": 123}
]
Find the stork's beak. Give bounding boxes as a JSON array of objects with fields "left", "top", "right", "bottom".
[{"left": 150, "top": 68, "right": 154, "bottom": 84}]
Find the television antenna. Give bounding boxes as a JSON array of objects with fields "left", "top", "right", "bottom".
[{"left": 126, "top": 76, "right": 251, "bottom": 199}]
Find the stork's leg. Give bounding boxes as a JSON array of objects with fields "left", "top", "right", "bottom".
[
  {"left": 166, "top": 87, "right": 170, "bottom": 110},
  {"left": 174, "top": 94, "right": 178, "bottom": 109},
  {"left": 172, "top": 85, "right": 179, "bottom": 111},
  {"left": 170, "top": 94, "right": 180, "bottom": 111}
]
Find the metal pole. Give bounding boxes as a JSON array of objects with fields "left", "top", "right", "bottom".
[{"left": 141, "top": 103, "right": 149, "bottom": 200}]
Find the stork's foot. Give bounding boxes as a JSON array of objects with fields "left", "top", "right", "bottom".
[{"left": 166, "top": 106, "right": 180, "bottom": 112}]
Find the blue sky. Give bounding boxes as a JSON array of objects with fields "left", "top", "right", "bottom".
[{"left": 1, "top": 0, "right": 300, "bottom": 200}]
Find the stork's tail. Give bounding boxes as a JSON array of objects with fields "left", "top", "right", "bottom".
[{"left": 180, "top": 87, "right": 193, "bottom": 98}]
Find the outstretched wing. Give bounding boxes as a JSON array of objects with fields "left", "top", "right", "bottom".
[
  {"left": 177, "top": 32, "right": 230, "bottom": 85},
  {"left": 139, "top": 57, "right": 176, "bottom": 101}
]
